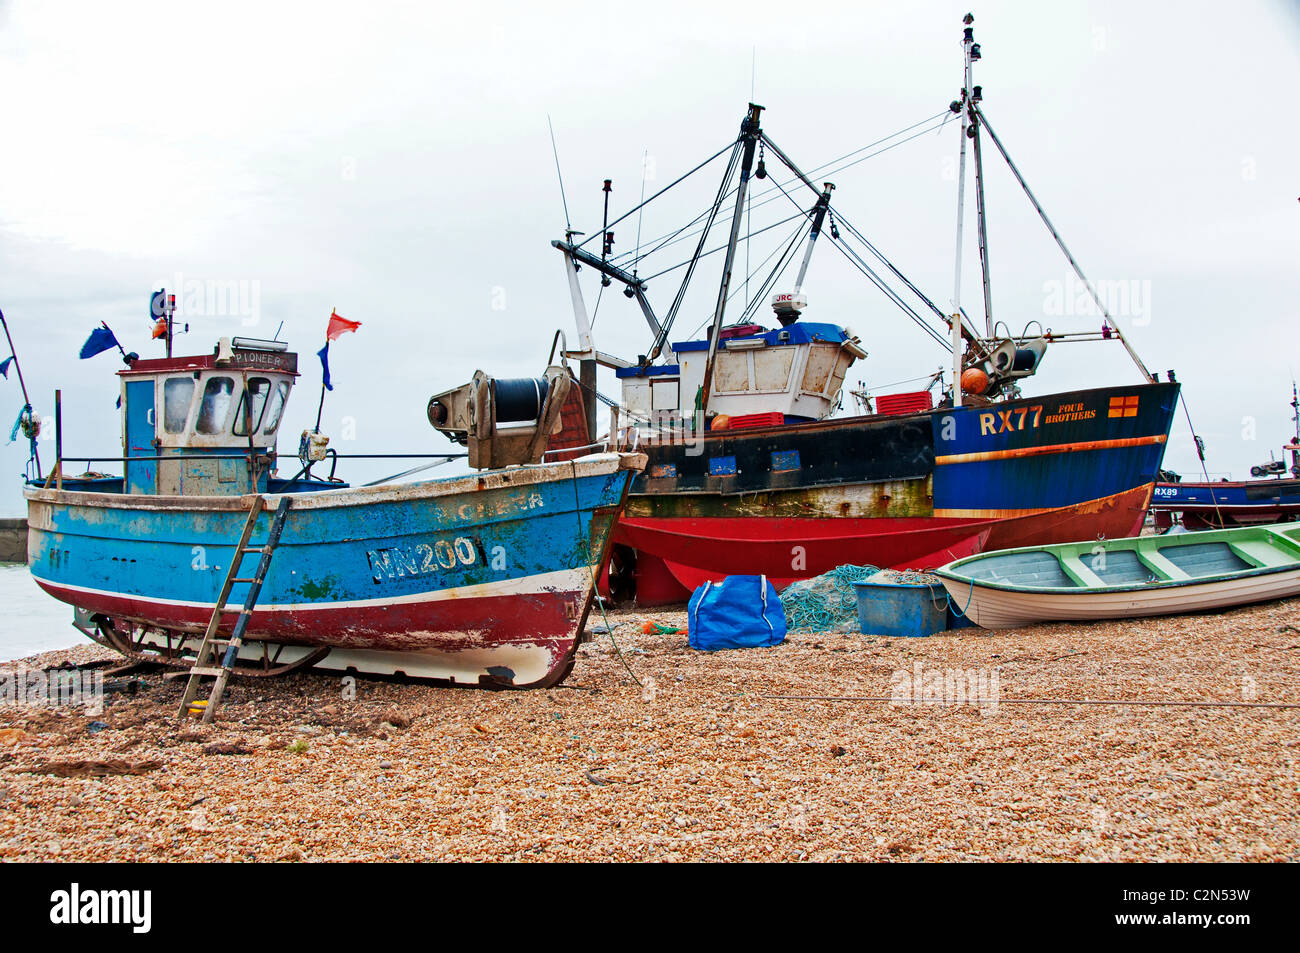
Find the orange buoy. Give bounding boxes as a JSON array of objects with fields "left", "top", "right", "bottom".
[
  {"left": 710, "top": 414, "right": 732, "bottom": 431},
  {"left": 960, "top": 367, "right": 989, "bottom": 395}
]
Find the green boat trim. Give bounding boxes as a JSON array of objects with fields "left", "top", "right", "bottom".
[{"left": 935, "top": 523, "right": 1300, "bottom": 596}]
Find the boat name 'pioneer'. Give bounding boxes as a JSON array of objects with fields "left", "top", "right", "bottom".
[{"left": 368, "top": 537, "right": 479, "bottom": 582}]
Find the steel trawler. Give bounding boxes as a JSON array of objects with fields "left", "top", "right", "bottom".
[
  {"left": 23, "top": 305, "right": 644, "bottom": 708},
  {"left": 524, "top": 15, "right": 1179, "bottom": 603}
]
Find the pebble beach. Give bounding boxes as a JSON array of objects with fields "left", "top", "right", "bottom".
[{"left": 1, "top": 601, "right": 1298, "bottom": 863}]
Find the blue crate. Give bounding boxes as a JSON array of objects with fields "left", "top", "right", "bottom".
[{"left": 851, "top": 578, "right": 949, "bottom": 637}]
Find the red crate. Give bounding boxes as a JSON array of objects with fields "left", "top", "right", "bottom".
[
  {"left": 730, "top": 412, "right": 786, "bottom": 431},
  {"left": 874, "top": 391, "right": 932, "bottom": 416}
]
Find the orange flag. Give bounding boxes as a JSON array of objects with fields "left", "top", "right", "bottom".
[{"left": 326, "top": 310, "right": 361, "bottom": 341}]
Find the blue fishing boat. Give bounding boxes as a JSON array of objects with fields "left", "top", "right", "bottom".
[
  {"left": 1150, "top": 385, "right": 1300, "bottom": 530},
  {"left": 24, "top": 326, "right": 644, "bottom": 698},
  {"left": 534, "top": 16, "right": 1179, "bottom": 603}
]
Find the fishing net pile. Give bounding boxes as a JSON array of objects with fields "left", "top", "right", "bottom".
[
  {"left": 779, "top": 565, "right": 880, "bottom": 632},
  {"left": 867, "top": 569, "right": 942, "bottom": 586}
]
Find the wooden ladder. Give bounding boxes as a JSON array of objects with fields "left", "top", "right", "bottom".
[{"left": 177, "top": 496, "right": 293, "bottom": 723}]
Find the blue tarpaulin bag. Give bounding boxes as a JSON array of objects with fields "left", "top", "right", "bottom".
[{"left": 687, "top": 575, "right": 787, "bottom": 651}]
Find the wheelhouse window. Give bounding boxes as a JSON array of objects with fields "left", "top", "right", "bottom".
[
  {"left": 196, "top": 377, "right": 235, "bottom": 434},
  {"left": 262, "top": 380, "right": 290, "bottom": 434},
  {"left": 163, "top": 377, "right": 195, "bottom": 433},
  {"left": 233, "top": 377, "right": 272, "bottom": 436}
]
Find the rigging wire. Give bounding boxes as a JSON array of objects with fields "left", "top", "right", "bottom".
[
  {"left": 633, "top": 148, "right": 648, "bottom": 277},
  {"left": 828, "top": 233, "right": 952, "bottom": 352},
  {"left": 565, "top": 110, "right": 958, "bottom": 359},
  {"left": 650, "top": 141, "right": 744, "bottom": 355},
  {"left": 972, "top": 103, "right": 1155, "bottom": 382},
  {"left": 1177, "top": 391, "right": 1226, "bottom": 527},
  {"left": 681, "top": 217, "right": 812, "bottom": 341},
  {"left": 588, "top": 282, "right": 606, "bottom": 331},
  {"left": 639, "top": 210, "right": 807, "bottom": 283},
  {"left": 612, "top": 111, "right": 949, "bottom": 262},
  {"left": 834, "top": 212, "right": 949, "bottom": 321},
  {"left": 795, "top": 109, "right": 950, "bottom": 187},
  {"left": 608, "top": 114, "right": 950, "bottom": 270},
  {"left": 761, "top": 166, "right": 952, "bottom": 351},
  {"left": 733, "top": 223, "right": 811, "bottom": 326},
  {"left": 571, "top": 139, "right": 739, "bottom": 253}
]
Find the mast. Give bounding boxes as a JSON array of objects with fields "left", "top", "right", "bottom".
[
  {"left": 700, "top": 103, "right": 764, "bottom": 416},
  {"left": 966, "top": 20, "right": 992, "bottom": 338},
  {"left": 1291, "top": 382, "right": 1300, "bottom": 478},
  {"left": 949, "top": 16, "right": 975, "bottom": 407},
  {"left": 794, "top": 183, "right": 834, "bottom": 294}
]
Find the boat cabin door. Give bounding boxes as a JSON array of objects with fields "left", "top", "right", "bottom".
[{"left": 124, "top": 379, "right": 158, "bottom": 494}]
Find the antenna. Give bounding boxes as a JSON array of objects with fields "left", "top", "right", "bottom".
[
  {"left": 632, "top": 149, "right": 648, "bottom": 285},
  {"left": 547, "top": 115, "right": 574, "bottom": 239}
]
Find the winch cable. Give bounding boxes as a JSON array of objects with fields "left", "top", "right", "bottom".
[
  {"left": 568, "top": 461, "right": 642, "bottom": 688},
  {"left": 1177, "top": 390, "right": 1226, "bottom": 528}
]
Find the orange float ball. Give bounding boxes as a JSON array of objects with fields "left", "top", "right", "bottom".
[
  {"left": 710, "top": 415, "right": 732, "bottom": 431},
  {"left": 960, "top": 367, "right": 989, "bottom": 395}
]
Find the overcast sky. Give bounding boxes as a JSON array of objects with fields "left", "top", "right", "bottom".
[{"left": 0, "top": 0, "right": 1297, "bottom": 514}]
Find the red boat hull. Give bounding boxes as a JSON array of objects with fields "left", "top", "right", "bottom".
[{"left": 618, "top": 483, "right": 1153, "bottom": 601}]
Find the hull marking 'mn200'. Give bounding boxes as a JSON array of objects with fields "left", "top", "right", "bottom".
[{"left": 368, "top": 537, "right": 480, "bottom": 583}]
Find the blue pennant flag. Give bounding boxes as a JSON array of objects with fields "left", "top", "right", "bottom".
[
  {"left": 317, "top": 342, "right": 333, "bottom": 391},
  {"left": 79, "top": 325, "right": 119, "bottom": 360},
  {"left": 0, "top": 356, "right": 11, "bottom": 379},
  {"left": 8, "top": 406, "right": 24, "bottom": 444}
]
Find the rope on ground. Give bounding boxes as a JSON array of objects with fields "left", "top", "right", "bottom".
[
  {"left": 739, "top": 694, "right": 1300, "bottom": 710},
  {"left": 569, "top": 462, "right": 642, "bottom": 687}
]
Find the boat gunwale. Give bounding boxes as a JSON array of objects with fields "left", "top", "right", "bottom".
[
  {"left": 23, "top": 451, "right": 646, "bottom": 513},
  {"left": 935, "top": 524, "right": 1300, "bottom": 596},
  {"left": 631, "top": 380, "right": 1179, "bottom": 445}
]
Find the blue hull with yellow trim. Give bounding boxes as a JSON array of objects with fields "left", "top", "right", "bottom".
[
  {"left": 615, "top": 382, "right": 1180, "bottom": 600},
  {"left": 932, "top": 383, "right": 1178, "bottom": 517}
]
